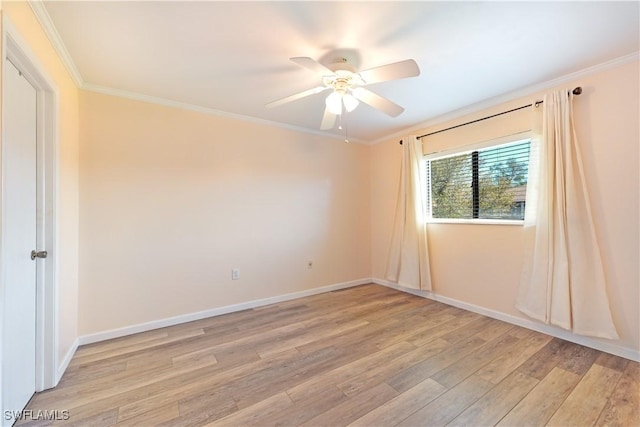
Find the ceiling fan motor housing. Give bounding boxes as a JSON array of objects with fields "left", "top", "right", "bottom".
[
  {"left": 323, "top": 58, "right": 364, "bottom": 92},
  {"left": 327, "top": 57, "right": 357, "bottom": 73}
]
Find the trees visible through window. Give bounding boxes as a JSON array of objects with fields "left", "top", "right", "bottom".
[{"left": 425, "top": 139, "right": 531, "bottom": 221}]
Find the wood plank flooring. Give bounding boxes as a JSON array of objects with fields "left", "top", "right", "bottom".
[{"left": 18, "top": 284, "right": 639, "bottom": 426}]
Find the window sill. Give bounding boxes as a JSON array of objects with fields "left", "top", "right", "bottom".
[{"left": 426, "top": 218, "right": 524, "bottom": 226}]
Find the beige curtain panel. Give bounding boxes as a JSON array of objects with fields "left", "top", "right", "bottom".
[
  {"left": 517, "top": 90, "right": 618, "bottom": 339},
  {"left": 386, "top": 136, "right": 432, "bottom": 291}
]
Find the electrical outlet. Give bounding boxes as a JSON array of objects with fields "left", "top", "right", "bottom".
[
  {"left": 307, "top": 260, "right": 313, "bottom": 269},
  {"left": 232, "top": 268, "right": 240, "bottom": 280}
]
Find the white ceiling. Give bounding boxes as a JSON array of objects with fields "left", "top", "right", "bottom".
[{"left": 40, "top": 1, "right": 639, "bottom": 143}]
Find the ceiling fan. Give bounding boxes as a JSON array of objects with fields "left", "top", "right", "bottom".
[{"left": 266, "top": 56, "right": 420, "bottom": 130}]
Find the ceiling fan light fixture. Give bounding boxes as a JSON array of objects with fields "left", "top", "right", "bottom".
[
  {"left": 326, "top": 91, "right": 343, "bottom": 115},
  {"left": 343, "top": 93, "right": 359, "bottom": 112}
]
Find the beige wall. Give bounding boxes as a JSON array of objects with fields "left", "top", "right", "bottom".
[
  {"left": 1, "top": 1, "right": 80, "bottom": 367},
  {"left": 78, "top": 91, "right": 371, "bottom": 335},
  {"left": 371, "top": 59, "right": 640, "bottom": 354}
]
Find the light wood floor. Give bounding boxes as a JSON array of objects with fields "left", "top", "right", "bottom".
[{"left": 20, "top": 284, "right": 639, "bottom": 426}]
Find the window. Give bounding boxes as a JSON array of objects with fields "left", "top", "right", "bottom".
[{"left": 425, "top": 138, "right": 531, "bottom": 222}]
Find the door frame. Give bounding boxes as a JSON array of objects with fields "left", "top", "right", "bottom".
[{"left": 0, "top": 13, "right": 59, "bottom": 399}]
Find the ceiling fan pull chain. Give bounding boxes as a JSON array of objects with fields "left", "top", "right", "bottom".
[{"left": 344, "top": 114, "right": 349, "bottom": 143}]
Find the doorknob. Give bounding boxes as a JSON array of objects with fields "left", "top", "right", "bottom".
[{"left": 30, "top": 250, "right": 48, "bottom": 260}]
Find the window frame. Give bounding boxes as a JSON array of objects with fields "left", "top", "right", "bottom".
[{"left": 423, "top": 131, "right": 532, "bottom": 226}]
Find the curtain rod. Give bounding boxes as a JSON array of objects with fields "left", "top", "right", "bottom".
[{"left": 399, "top": 87, "right": 582, "bottom": 144}]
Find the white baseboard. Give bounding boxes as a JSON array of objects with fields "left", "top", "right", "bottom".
[
  {"left": 78, "top": 278, "right": 371, "bottom": 346},
  {"left": 373, "top": 278, "right": 640, "bottom": 362},
  {"left": 56, "top": 337, "right": 78, "bottom": 385}
]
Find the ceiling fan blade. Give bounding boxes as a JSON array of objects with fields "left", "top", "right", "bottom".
[
  {"left": 266, "top": 86, "right": 328, "bottom": 108},
  {"left": 352, "top": 87, "right": 404, "bottom": 117},
  {"left": 358, "top": 59, "right": 420, "bottom": 85},
  {"left": 320, "top": 105, "right": 337, "bottom": 130},
  {"left": 290, "top": 57, "right": 335, "bottom": 76}
]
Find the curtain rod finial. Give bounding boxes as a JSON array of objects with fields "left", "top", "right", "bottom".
[{"left": 573, "top": 87, "right": 582, "bottom": 95}]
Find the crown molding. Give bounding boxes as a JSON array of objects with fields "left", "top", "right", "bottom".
[
  {"left": 82, "top": 83, "right": 366, "bottom": 144},
  {"left": 372, "top": 51, "right": 640, "bottom": 145},
  {"left": 24, "top": 1, "right": 363, "bottom": 144},
  {"left": 24, "top": 0, "right": 637, "bottom": 146},
  {"left": 28, "top": 0, "right": 84, "bottom": 87}
]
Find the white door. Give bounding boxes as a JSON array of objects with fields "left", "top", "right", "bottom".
[{"left": 2, "top": 58, "right": 38, "bottom": 420}]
